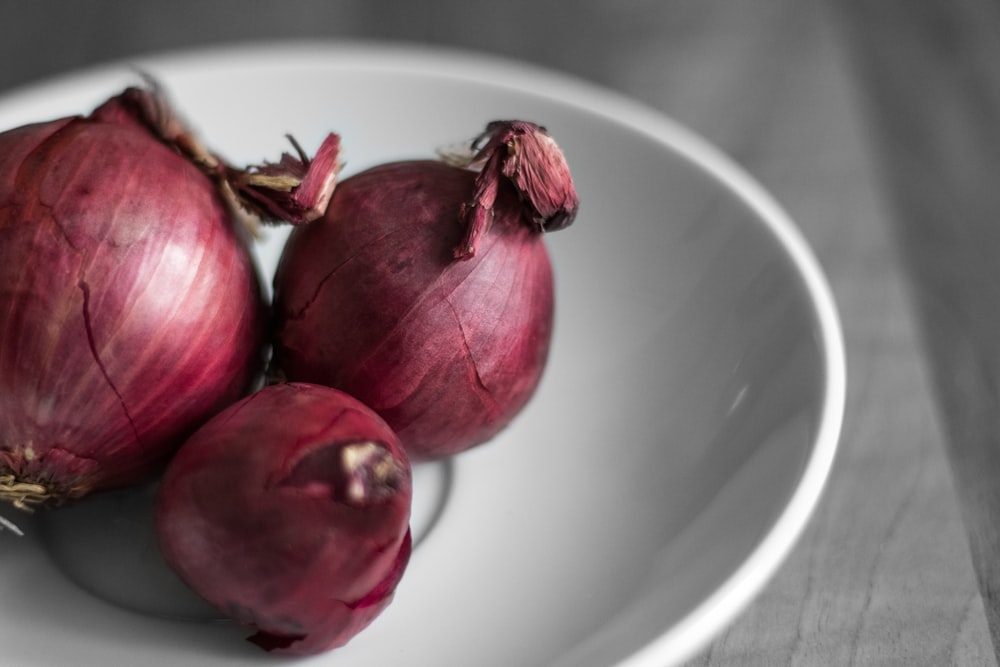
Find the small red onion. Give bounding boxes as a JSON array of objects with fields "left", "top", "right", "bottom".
[
  {"left": 0, "top": 85, "right": 340, "bottom": 508},
  {"left": 270, "top": 121, "right": 578, "bottom": 460},
  {"left": 155, "top": 382, "right": 412, "bottom": 656}
]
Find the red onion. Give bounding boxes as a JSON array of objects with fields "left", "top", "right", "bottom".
[
  {"left": 155, "top": 382, "right": 412, "bottom": 655},
  {"left": 0, "top": 86, "right": 340, "bottom": 508},
  {"left": 270, "top": 121, "right": 578, "bottom": 460}
]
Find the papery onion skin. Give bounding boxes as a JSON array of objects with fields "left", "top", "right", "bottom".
[
  {"left": 155, "top": 382, "right": 412, "bottom": 656},
  {"left": 271, "top": 158, "right": 558, "bottom": 460},
  {"left": 0, "top": 96, "right": 266, "bottom": 506}
]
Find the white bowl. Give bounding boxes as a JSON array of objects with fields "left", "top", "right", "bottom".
[{"left": 0, "top": 42, "right": 845, "bottom": 667}]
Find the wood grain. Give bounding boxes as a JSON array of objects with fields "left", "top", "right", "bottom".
[
  {"left": 825, "top": 0, "right": 1000, "bottom": 664},
  {"left": 1, "top": 0, "right": 993, "bottom": 664},
  {"left": 676, "top": 2, "right": 995, "bottom": 664}
]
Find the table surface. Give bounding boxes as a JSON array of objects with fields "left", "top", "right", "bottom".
[{"left": 0, "top": 1, "right": 989, "bottom": 664}]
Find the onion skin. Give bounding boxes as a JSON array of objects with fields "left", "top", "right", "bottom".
[
  {"left": 271, "top": 162, "right": 547, "bottom": 459},
  {"left": 271, "top": 121, "right": 577, "bottom": 460},
  {"left": 0, "top": 91, "right": 270, "bottom": 507},
  {"left": 155, "top": 382, "right": 412, "bottom": 656}
]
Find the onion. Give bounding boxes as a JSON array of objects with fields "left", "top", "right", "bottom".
[
  {"left": 155, "top": 382, "right": 412, "bottom": 655},
  {"left": 270, "top": 121, "right": 578, "bottom": 460},
  {"left": 0, "top": 85, "right": 340, "bottom": 509}
]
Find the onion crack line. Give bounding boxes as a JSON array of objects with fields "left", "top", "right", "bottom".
[
  {"left": 78, "top": 279, "right": 142, "bottom": 448},
  {"left": 281, "top": 263, "right": 341, "bottom": 323},
  {"left": 443, "top": 298, "right": 499, "bottom": 412},
  {"left": 280, "top": 229, "right": 397, "bottom": 324}
]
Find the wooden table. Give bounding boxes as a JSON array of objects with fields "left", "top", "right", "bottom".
[{"left": 1, "top": 0, "right": 990, "bottom": 664}]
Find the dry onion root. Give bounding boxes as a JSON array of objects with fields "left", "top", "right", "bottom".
[{"left": 0, "top": 474, "right": 51, "bottom": 510}]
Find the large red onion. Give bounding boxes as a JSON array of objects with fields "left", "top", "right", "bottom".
[
  {"left": 0, "top": 86, "right": 340, "bottom": 508},
  {"left": 155, "top": 382, "right": 412, "bottom": 655},
  {"left": 270, "top": 121, "right": 578, "bottom": 460}
]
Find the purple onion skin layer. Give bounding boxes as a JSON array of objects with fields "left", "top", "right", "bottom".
[
  {"left": 271, "top": 160, "right": 556, "bottom": 460},
  {"left": 0, "top": 108, "right": 265, "bottom": 505},
  {"left": 155, "top": 382, "right": 412, "bottom": 656}
]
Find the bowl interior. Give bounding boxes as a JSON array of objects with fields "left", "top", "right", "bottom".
[{"left": 0, "top": 43, "right": 843, "bottom": 667}]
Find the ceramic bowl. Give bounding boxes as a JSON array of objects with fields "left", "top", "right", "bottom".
[{"left": 0, "top": 42, "right": 845, "bottom": 667}]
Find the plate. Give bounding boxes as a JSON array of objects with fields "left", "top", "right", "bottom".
[{"left": 0, "top": 42, "right": 845, "bottom": 667}]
